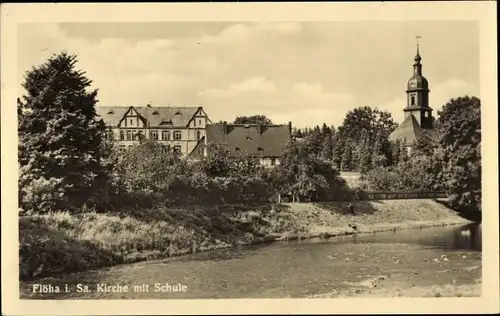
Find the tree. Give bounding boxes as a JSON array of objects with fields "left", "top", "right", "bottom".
[
  {"left": 391, "top": 139, "right": 402, "bottom": 166},
  {"left": 332, "top": 139, "right": 344, "bottom": 170},
  {"left": 273, "top": 141, "right": 348, "bottom": 202},
  {"left": 199, "top": 143, "right": 233, "bottom": 177},
  {"left": 18, "top": 52, "right": 108, "bottom": 213},
  {"left": 357, "top": 129, "right": 373, "bottom": 174},
  {"left": 341, "top": 143, "right": 354, "bottom": 171},
  {"left": 320, "top": 133, "right": 335, "bottom": 162},
  {"left": 304, "top": 125, "right": 323, "bottom": 157},
  {"left": 393, "top": 155, "right": 438, "bottom": 191},
  {"left": 114, "top": 141, "right": 182, "bottom": 194},
  {"left": 399, "top": 139, "right": 409, "bottom": 164},
  {"left": 338, "top": 106, "right": 398, "bottom": 142},
  {"left": 234, "top": 115, "right": 273, "bottom": 125},
  {"left": 436, "top": 96, "right": 481, "bottom": 213},
  {"left": 371, "top": 130, "right": 391, "bottom": 169},
  {"left": 412, "top": 131, "right": 438, "bottom": 157},
  {"left": 320, "top": 123, "right": 332, "bottom": 137}
]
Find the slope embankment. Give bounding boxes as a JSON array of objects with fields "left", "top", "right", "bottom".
[{"left": 19, "top": 199, "right": 469, "bottom": 280}]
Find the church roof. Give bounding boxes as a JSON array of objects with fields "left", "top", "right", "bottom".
[
  {"left": 95, "top": 106, "right": 205, "bottom": 127},
  {"left": 388, "top": 114, "right": 437, "bottom": 144}
]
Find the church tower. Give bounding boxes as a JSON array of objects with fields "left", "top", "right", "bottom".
[
  {"left": 389, "top": 39, "right": 437, "bottom": 144},
  {"left": 403, "top": 43, "right": 433, "bottom": 129}
]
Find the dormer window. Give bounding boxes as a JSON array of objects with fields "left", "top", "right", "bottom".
[
  {"left": 235, "top": 147, "right": 240, "bottom": 151},
  {"left": 152, "top": 110, "right": 159, "bottom": 115},
  {"left": 246, "top": 136, "right": 251, "bottom": 141},
  {"left": 257, "top": 147, "right": 263, "bottom": 151},
  {"left": 107, "top": 110, "right": 114, "bottom": 115},
  {"left": 174, "top": 111, "right": 181, "bottom": 115}
]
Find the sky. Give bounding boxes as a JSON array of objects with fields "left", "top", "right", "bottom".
[{"left": 17, "top": 21, "right": 479, "bottom": 128}]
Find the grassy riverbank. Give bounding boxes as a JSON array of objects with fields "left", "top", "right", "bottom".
[{"left": 20, "top": 199, "right": 470, "bottom": 280}]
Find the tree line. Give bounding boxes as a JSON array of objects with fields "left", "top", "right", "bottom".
[{"left": 18, "top": 53, "right": 481, "bottom": 216}]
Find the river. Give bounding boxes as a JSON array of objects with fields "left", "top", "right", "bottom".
[{"left": 20, "top": 223, "right": 481, "bottom": 299}]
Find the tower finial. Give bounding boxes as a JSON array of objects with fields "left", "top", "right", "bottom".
[{"left": 414, "top": 35, "right": 422, "bottom": 62}]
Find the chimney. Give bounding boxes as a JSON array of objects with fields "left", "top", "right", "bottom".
[
  {"left": 288, "top": 121, "right": 292, "bottom": 134},
  {"left": 257, "top": 123, "right": 263, "bottom": 135},
  {"left": 223, "top": 121, "right": 228, "bottom": 134}
]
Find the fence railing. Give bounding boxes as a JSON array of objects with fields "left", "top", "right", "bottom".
[{"left": 360, "top": 191, "right": 448, "bottom": 200}]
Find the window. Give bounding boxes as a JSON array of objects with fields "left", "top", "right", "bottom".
[
  {"left": 173, "top": 145, "right": 181, "bottom": 154},
  {"left": 271, "top": 158, "right": 276, "bottom": 166},
  {"left": 174, "top": 131, "right": 182, "bottom": 140},
  {"left": 235, "top": 147, "right": 240, "bottom": 151},
  {"left": 126, "top": 130, "right": 132, "bottom": 141},
  {"left": 120, "top": 130, "right": 125, "bottom": 141},
  {"left": 199, "top": 119, "right": 202, "bottom": 125},
  {"left": 137, "top": 130, "right": 144, "bottom": 140},
  {"left": 424, "top": 112, "right": 429, "bottom": 118},
  {"left": 130, "top": 119, "right": 134, "bottom": 125},
  {"left": 193, "top": 119, "right": 196, "bottom": 127},
  {"left": 410, "top": 95, "right": 416, "bottom": 106},
  {"left": 196, "top": 130, "right": 201, "bottom": 141},
  {"left": 162, "top": 130, "right": 171, "bottom": 140},
  {"left": 150, "top": 130, "right": 159, "bottom": 140}
]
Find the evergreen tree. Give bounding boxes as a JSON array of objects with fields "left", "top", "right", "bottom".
[
  {"left": 371, "top": 131, "right": 391, "bottom": 169},
  {"left": 399, "top": 138, "right": 409, "bottom": 164},
  {"left": 320, "top": 123, "right": 332, "bottom": 138},
  {"left": 18, "top": 52, "right": 108, "bottom": 212},
  {"left": 329, "top": 125, "right": 336, "bottom": 136},
  {"left": 305, "top": 125, "right": 323, "bottom": 157},
  {"left": 320, "top": 133, "right": 334, "bottom": 161},
  {"left": 340, "top": 143, "right": 353, "bottom": 171},
  {"left": 332, "top": 139, "right": 343, "bottom": 170},
  {"left": 391, "top": 139, "right": 402, "bottom": 166},
  {"left": 357, "top": 129, "right": 373, "bottom": 174}
]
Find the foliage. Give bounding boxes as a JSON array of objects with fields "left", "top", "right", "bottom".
[
  {"left": 18, "top": 52, "right": 108, "bottom": 213},
  {"left": 357, "top": 129, "right": 373, "bottom": 174},
  {"left": 337, "top": 106, "right": 398, "bottom": 141},
  {"left": 362, "top": 167, "right": 399, "bottom": 191},
  {"left": 273, "top": 141, "right": 349, "bottom": 202},
  {"left": 371, "top": 130, "right": 392, "bottom": 169},
  {"left": 114, "top": 141, "right": 183, "bottom": 194},
  {"left": 393, "top": 155, "right": 438, "bottom": 191},
  {"left": 233, "top": 115, "right": 273, "bottom": 125},
  {"left": 436, "top": 96, "right": 481, "bottom": 213},
  {"left": 412, "top": 131, "right": 438, "bottom": 157}
]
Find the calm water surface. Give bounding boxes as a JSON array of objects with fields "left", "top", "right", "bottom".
[{"left": 20, "top": 223, "right": 481, "bottom": 299}]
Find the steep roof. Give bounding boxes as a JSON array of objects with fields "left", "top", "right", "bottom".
[
  {"left": 389, "top": 114, "right": 437, "bottom": 144},
  {"left": 95, "top": 106, "right": 205, "bottom": 127},
  {"left": 205, "top": 123, "right": 292, "bottom": 157}
]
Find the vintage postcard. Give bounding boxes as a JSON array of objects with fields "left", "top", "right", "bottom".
[{"left": 1, "top": 2, "right": 498, "bottom": 315}]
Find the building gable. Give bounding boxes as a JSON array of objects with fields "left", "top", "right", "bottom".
[{"left": 96, "top": 105, "right": 206, "bottom": 128}]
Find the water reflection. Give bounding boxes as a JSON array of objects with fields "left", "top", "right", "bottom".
[{"left": 282, "top": 223, "right": 482, "bottom": 251}]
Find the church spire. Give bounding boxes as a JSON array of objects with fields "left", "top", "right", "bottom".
[{"left": 413, "top": 36, "right": 422, "bottom": 75}]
